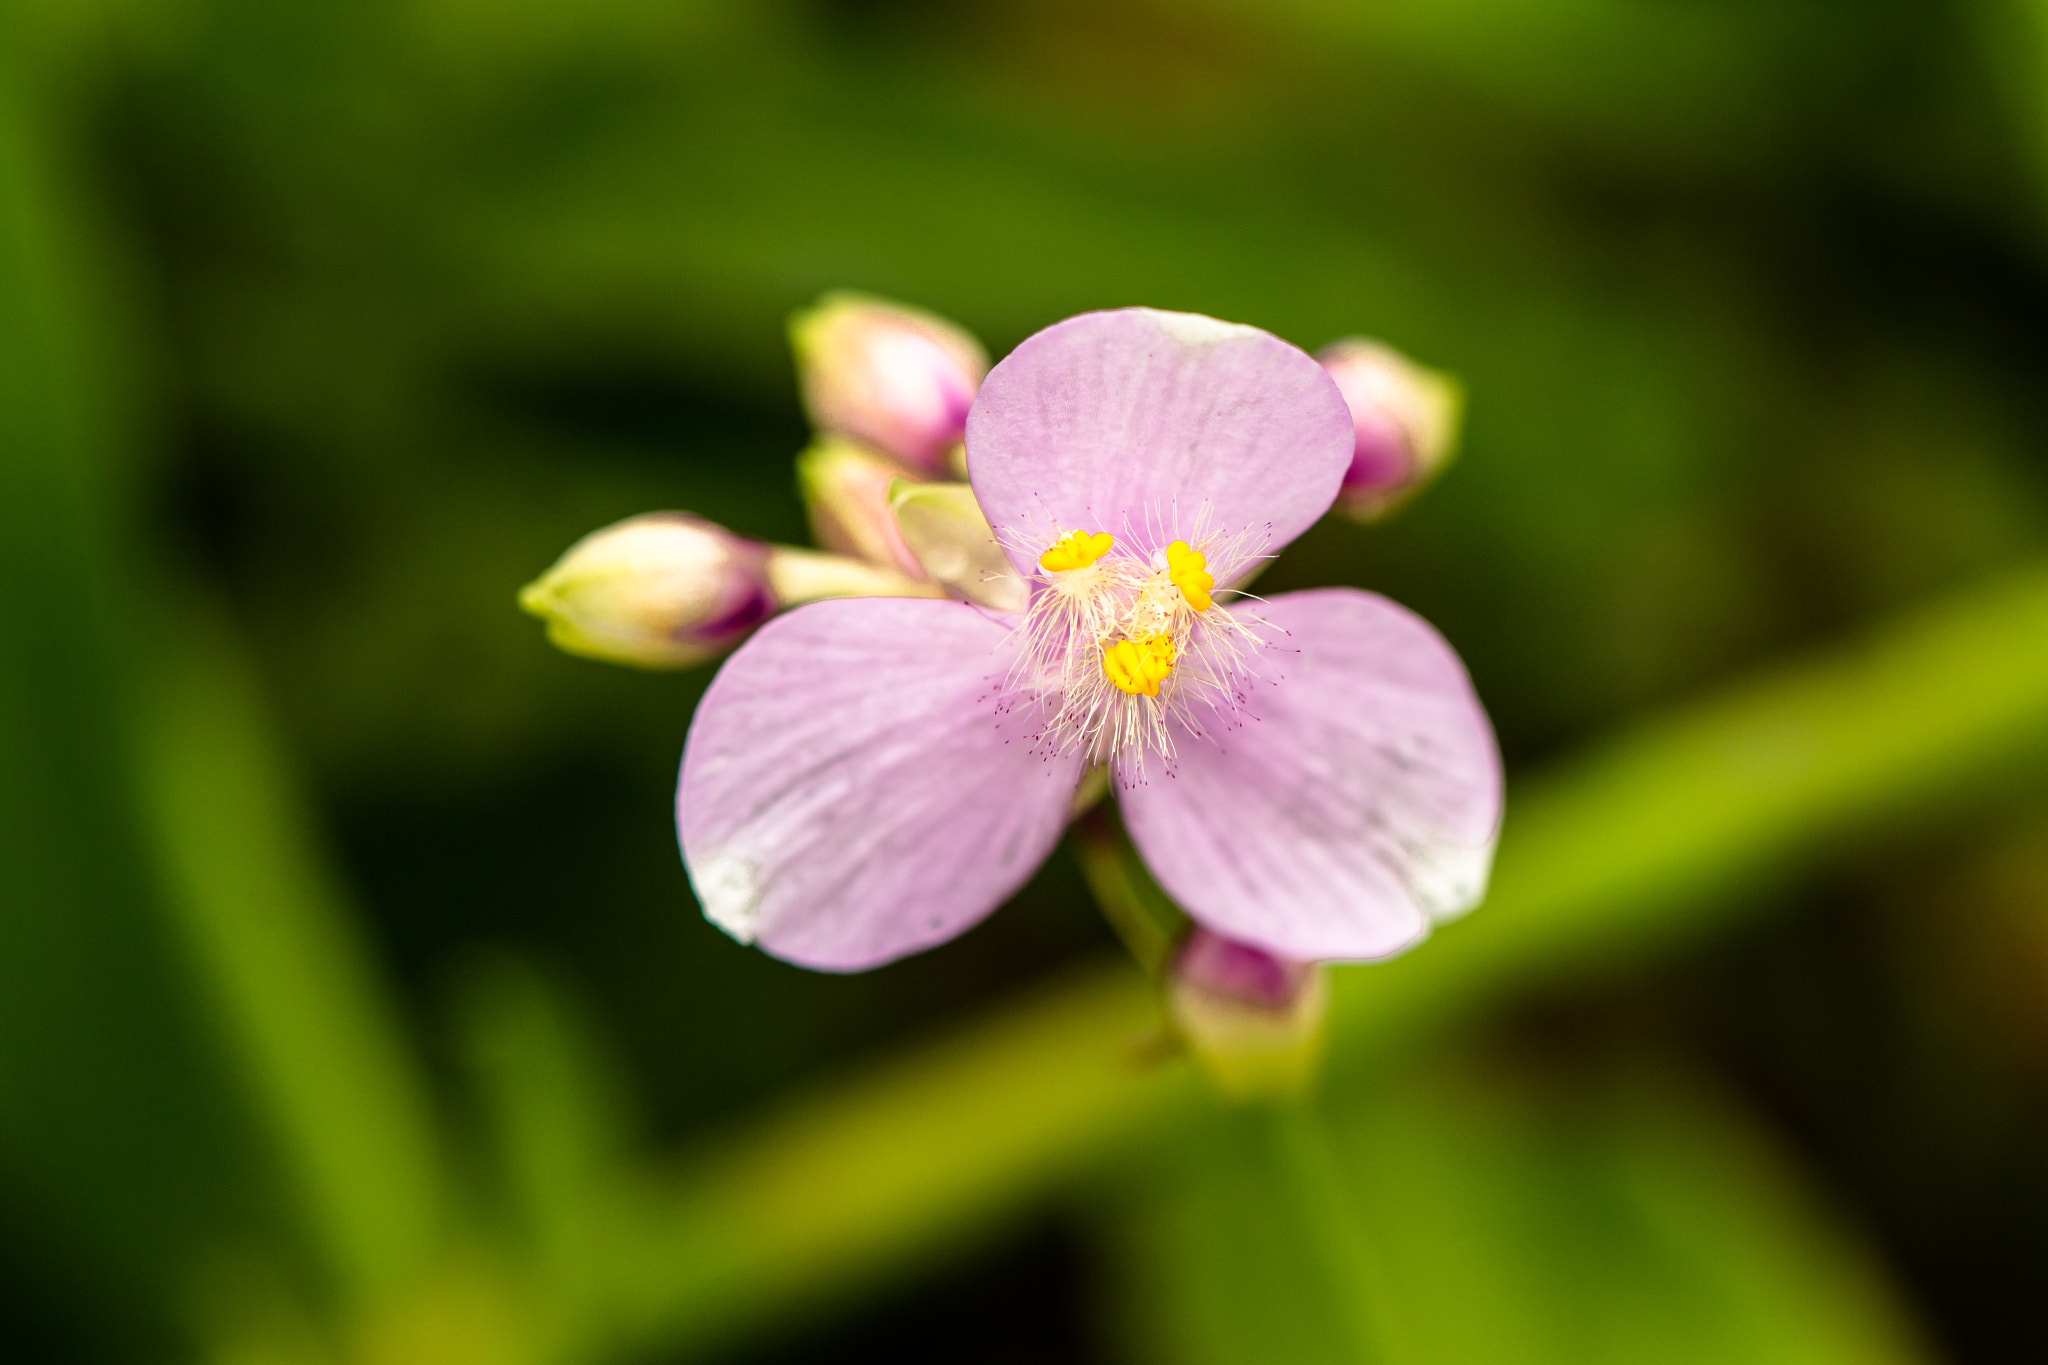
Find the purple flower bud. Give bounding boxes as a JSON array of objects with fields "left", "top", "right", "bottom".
[
  {"left": 1168, "top": 927, "right": 1329, "bottom": 1100},
  {"left": 791, "top": 293, "right": 988, "bottom": 476},
  {"left": 1317, "top": 338, "right": 1462, "bottom": 522}
]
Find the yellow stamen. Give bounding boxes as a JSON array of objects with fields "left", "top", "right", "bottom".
[
  {"left": 1103, "top": 633, "right": 1176, "bottom": 697},
  {"left": 1040, "top": 529, "right": 1114, "bottom": 573},
  {"left": 1166, "top": 540, "right": 1213, "bottom": 612}
]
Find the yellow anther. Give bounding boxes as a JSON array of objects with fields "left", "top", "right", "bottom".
[
  {"left": 1166, "top": 540, "right": 1214, "bottom": 612},
  {"left": 1040, "top": 529, "right": 1114, "bottom": 573},
  {"left": 1103, "top": 633, "right": 1176, "bottom": 697}
]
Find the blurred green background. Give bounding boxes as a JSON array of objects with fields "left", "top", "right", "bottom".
[{"left": 9, "top": 0, "right": 2048, "bottom": 1360}]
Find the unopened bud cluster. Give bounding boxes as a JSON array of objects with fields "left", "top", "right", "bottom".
[
  {"left": 792, "top": 297, "right": 1019, "bottom": 611},
  {"left": 522, "top": 294, "right": 1007, "bottom": 669}
]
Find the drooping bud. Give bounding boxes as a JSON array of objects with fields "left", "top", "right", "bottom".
[
  {"left": 888, "top": 480, "right": 1027, "bottom": 613},
  {"left": 520, "top": 512, "right": 936, "bottom": 670},
  {"left": 791, "top": 292, "right": 987, "bottom": 476},
  {"left": 797, "top": 436, "right": 929, "bottom": 581},
  {"left": 1317, "top": 338, "right": 1462, "bottom": 522},
  {"left": 1169, "top": 927, "right": 1329, "bottom": 1101}
]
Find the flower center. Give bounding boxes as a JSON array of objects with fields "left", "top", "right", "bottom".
[
  {"left": 1013, "top": 525, "right": 1261, "bottom": 763},
  {"left": 1103, "top": 633, "right": 1176, "bottom": 696}
]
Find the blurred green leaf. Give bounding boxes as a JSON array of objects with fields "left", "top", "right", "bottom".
[
  {"left": 1101, "top": 1107, "right": 1393, "bottom": 1365},
  {"left": 1106, "top": 1057, "right": 1929, "bottom": 1365},
  {"left": 139, "top": 610, "right": 451, "bottom": 1312},
  {"left": 0, "top": 37, "right": 274, "bottom": 1336},
  {"left": 453, "top": 953, "right": 633, "bottom": 1365},
  {"left": 601, "top": 967, "right": 1187, "bottom": 1360}
]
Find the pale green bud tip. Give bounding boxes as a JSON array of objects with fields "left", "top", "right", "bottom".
[
  {"left": 889, "top": 479, "right": 1027, "bottom": 613},
  {"left": 1317, "top": 338, "right": 1463, "bottom": 522},
  {"left": 1169, "top": 928, "right": 1330, "bottom": 1101},
  {"left": 791, "top": 292, "right": 988, "bottom": 476},
  {"left": 519, "top": 513, "right": 774, "bottom": 669},
  {"left": 797, "top": 436, "right": 929, "bottom": 580}
]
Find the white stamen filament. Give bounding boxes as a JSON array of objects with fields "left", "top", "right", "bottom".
[{"left": 1010, "top": 524, "right": 1266, "bottom": 765}]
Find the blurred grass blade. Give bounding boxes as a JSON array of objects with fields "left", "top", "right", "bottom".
[
  {"left": 1107, "top": 1055, "right": 1930, "bottom": 1365},
  {"left": 0, "top": 47, "right": 272, "bottom": 1332},
  {"left": 139, "top": 611, "right": 449, "bottom": 1309},
  {"left": 600, "top": 562, "right": 2048, "bottom": 1359},
  {"left": 454, "top": 953, "right": 632, "bottom": 1363},
  {"left": 608, "top": 968, "right": 1189, "bottom": 1357},
  {"left": 1102, "top": 1107, "right": 1394, "bottom": 1365}
]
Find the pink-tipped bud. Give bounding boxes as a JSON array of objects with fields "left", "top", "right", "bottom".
[
  {"left": 519, "top": 513, "right": 775, "bottom": 669},
  {"left": 791, "top": 292, "right": 988, "bottom": 476},
  {"left": 1318, "top": 338, "right": 1462, "bottom": 522},
  {"left": 1168, "top": 927, "right": 1330, "bottom": 1101},
  {"left": 520, "top": 512, "right": 936, "bottom": 669}
]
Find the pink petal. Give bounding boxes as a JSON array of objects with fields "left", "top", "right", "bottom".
[
  {"left": 965, "top": 309, "right": 1354, "bottom": 577},
  {"left": 1118, "top": 588, "right": 1502, "bottom": 962},
  {"left": 678, "top": 597, "right": 1082, "bottom": 971}
]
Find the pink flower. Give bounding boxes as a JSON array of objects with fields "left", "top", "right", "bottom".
[{"left": 679, "top": 309, "right": 1502, "bottom": 971}]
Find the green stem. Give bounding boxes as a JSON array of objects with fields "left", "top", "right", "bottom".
[{"left": 1071, "top": 805, "right": 1190, "bottom": 979}]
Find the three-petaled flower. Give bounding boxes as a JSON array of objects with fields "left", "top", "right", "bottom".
[{"left": 679, "top": 308, "right": 1502, "bottom": 971}]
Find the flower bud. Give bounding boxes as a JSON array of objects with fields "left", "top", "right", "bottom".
[
  {"left": 797, "top": 436, "right": 928, "bottom": 581},
  {"left": 791, "top": 292, "right": 988, "bottom": 476},
  {"left": 1318, "top": 338, "right": 1462, "bottom": 522},
  {"left": 520, "top": 512, "right": 939, "bottom": 670},
  {"left": 888, "top": 480, "right": 1027, "bottom": 613},
  {"left": 519, "top": 513, "right": 775, "bottom": 669},
  {"left": 1169, "top": 927, "right": 1329, "bottom": 1101}
]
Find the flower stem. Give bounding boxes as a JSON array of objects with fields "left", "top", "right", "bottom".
[{"left": 1070, "top": 806, "right": 1190, "bottom": 978}]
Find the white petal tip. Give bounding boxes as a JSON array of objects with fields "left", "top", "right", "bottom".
[
  {"left": 1140, "top": 309, "right": 1262, "bottom": 349},
  {"left": 1408, "top": 839, "right": 1497, "bottom": 923},
  {"left": 693, "top": 853, "right": 764, "bottom": 943}
]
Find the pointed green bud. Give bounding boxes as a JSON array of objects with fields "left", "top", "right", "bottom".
[
  {"left": 791, "top": 292, "right": 987, "bottom": 476},
  {"left": 888, "top": 479, "right": 1026, "bottom": 613},
  {"left": 797, "top": 436, "right": 929, "bottom": 580},
  {"left": 520, "top": 513, "right": 937, "bottom": 670},
  {"left": 1317, "top": 338, "right": 1462, "bottom": 522},
  {"left": 1169, "top": 928, "right": 1330, "bottom": 1102},
  {"left": 519, "top": 513, "right": 775, "bottom": 669}
]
